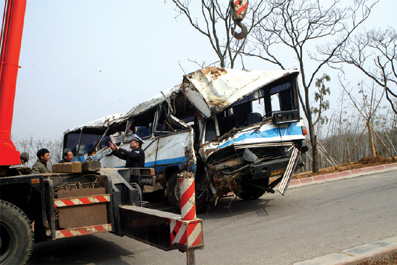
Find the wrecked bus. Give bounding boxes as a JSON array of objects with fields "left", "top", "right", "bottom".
[{"left": 63, "top": 67, "right": 307, "bottom": 211}]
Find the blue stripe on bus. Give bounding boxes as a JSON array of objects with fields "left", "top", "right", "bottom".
[
  {"left": 75, "top": 154, "right": 194, "bottom": 174},
  {"left": 145, "top": 156, "right": 189, "bottom": 167},
  {"left": 145, "top": 156, "right": 195, "bottom": 174},
  {"left": 218, "top": 122, "right": 302, "bottom": 149}
]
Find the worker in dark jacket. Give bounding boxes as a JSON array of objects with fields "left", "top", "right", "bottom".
[
  {"left": 109, "top": 135, "right": 145, "bottom": 167},
  {"left": 109, "top": 134, "right": 145, "bottom": 188}
]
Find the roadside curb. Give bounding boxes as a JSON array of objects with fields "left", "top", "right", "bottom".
[
  {"left": 293, "top": 236, "right": 397, "bottom": 265},
  {"left": 289, "top": 163, "right": 397, "bottom": 189}
]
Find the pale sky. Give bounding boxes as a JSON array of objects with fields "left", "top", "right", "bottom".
[{"left": 9, "top": 0, "right": 396, "bottom": 142}]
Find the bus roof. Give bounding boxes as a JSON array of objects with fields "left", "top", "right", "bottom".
[{"left": 65, "top": 67, "right": 299, "bottom": 134}]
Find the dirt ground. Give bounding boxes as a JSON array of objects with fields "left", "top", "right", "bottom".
[
  {"left": 293, "top": 156, "right": 397, "bottom": 179},
  {"left": 357, "top": 252, "right": 397, "bottom": 265}
]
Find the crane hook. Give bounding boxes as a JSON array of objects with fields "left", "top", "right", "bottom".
[
  {"left": 230, "top": 0, "right": 249, "bottom": 40},
  {"left": 231, "top": 20, "right": 248, "bottom": 40}
]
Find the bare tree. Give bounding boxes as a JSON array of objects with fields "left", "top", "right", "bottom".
[
  {"left": 331, "top": 27, "right": 397, "bottom": 114},
  {"left": 342, "top": 80, "right": 385, "bottom": 159},
  {"left": 170, "top": 0, "right": 280, "bottom": 68},
  {"left": 13, "top": 136, "right": 63, "bottom": 167},
  {"left": 243, "top": 0, "right": 377, "bottom": 172},
  {"left": 318, "top": 80, "right": 396, "bottom": 167}
]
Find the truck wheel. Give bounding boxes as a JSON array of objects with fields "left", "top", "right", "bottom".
[
  {"left": 237, "top": 178, "right": 268, "bottom": 200},
  {"left": 0, "top": 200, "right": 34, "bottom": 265},
  {"left": 166, "top": 172, "right": 210, "bottom": 213}
]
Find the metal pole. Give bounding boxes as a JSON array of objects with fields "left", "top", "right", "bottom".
[
  {"left": 179, "top": 171, "right": 196, "bottom": 265},
  {"left": 186, "top": 249, "right": 195, "bottom": 265}
]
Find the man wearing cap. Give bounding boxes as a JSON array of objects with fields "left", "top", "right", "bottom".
[
  {"left": 109, "top": 135, "right": 145, "bottom": 188},
  {"left": 109, "top": 134, "right": 145, "bottom": 168}
]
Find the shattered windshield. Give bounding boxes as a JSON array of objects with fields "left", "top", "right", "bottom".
[
  {"left": 64, "top": 132, "right": 110, "bottom": 156},
  {"left": 205, "top": 78, "right": 297, "bottom": 141}
]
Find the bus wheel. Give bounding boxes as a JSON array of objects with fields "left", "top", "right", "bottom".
[
  {"left": 166, "top": 172, "right": 181, "bottom": 211},
  {"left": 0, "top": 200, "right": 34, "bottom": 265},
  {"left": 237, "top": 178, "right": 269, "bottom": 200},
  {"left": 166, "top": 172, "right": 211, "bottom": 213}
]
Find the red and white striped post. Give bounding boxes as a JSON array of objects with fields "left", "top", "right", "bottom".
[{"left": 179, "top": 171, "right": 196, "bottom": 265}]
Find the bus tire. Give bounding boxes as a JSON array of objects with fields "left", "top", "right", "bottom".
[
  {"left": 166, "top": 172, "right": 181, "bottom": 211},
  {"left": 166, "top": 172, "right": 210, "bottom": 213},
  {"left": 237, "top": 178, "right": 268, "bottom": 200},
  {"left": 0, "top": 200, "right": 34, "bottom": 265}
]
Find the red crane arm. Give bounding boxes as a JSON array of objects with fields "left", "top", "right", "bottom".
[{"left": 0, "top": 0, "right": 26, "bottom": 166}]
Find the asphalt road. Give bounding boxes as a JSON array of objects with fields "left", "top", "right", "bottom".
[{"left": 29, "top": 169, "right": 397, "bottom": 265}]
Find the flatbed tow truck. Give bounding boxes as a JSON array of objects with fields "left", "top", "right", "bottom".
[{"left": 0, "top": 1, "right": 203, "bottom": 264}]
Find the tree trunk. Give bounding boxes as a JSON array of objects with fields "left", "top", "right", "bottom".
[
  {"left": 367, "top": 120, "right": 377, "bottom": 157},
  {"left": 312, "top": 134, "right": 320, "bottom": 173},
  {"left": 307, "top": 112, "right": 320, "bottom": 173}
]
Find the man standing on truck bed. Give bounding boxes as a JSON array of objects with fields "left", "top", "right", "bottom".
[
  {"left": 32, "top": 148, "right": 51, "bottom": 174},
  {"left": 109, "top": 135, "right": 145, "bottom": 187},
  {"left": 109, "top": 135, "right": 145, "bottom": 167}
]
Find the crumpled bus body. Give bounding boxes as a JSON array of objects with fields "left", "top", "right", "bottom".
[{"left": 63, "top": 67, "right": 307, "bottom": 210}]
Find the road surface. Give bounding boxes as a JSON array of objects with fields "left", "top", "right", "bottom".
[{"left": 29, "top": 168, "right": 397, "bottom": 264}]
